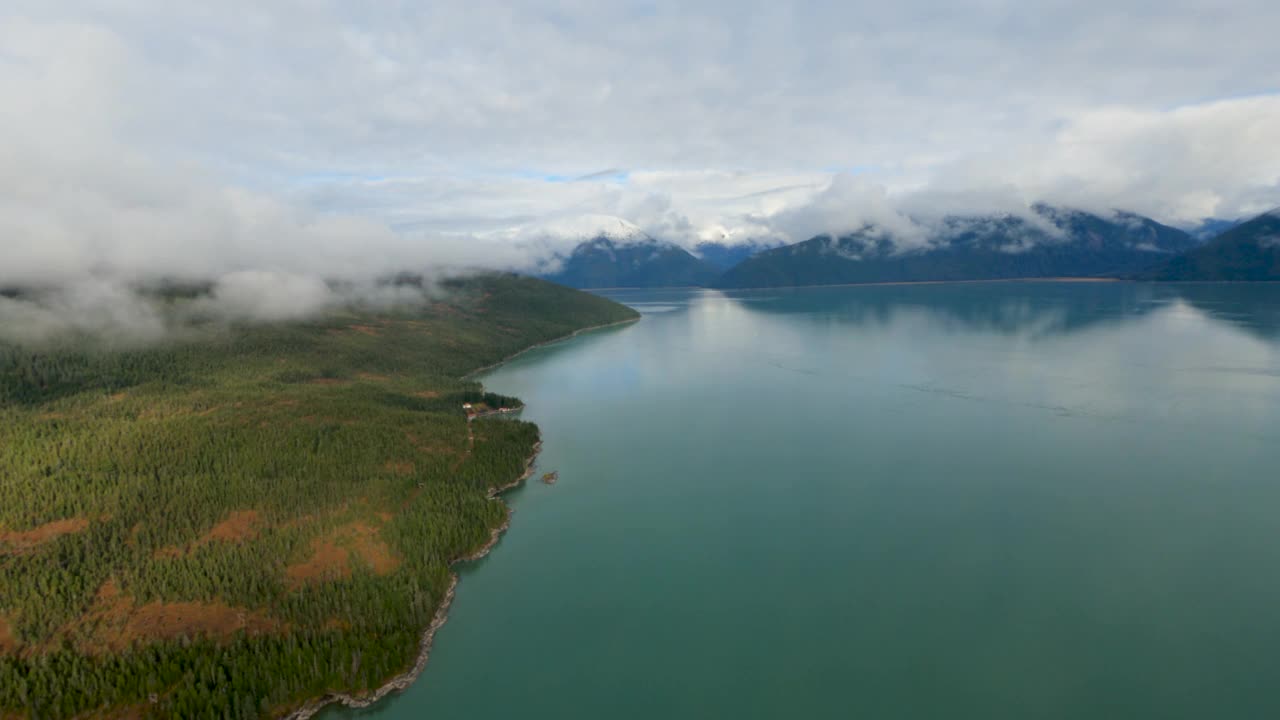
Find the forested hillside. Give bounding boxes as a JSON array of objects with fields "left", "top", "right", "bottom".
[
  {"left": 1142, "top": 211, "right": 1280, "bottom": 280},
  {"left": 714, "top": 206, "right": 1197, "bottom": 288},
  {"left": 0, "top": 274, "right": 638, "bottom": 718}
]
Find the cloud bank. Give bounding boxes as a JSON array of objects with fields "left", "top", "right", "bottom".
[{"left": 2, "top": 2, "right": 1279, "bottom": 341}]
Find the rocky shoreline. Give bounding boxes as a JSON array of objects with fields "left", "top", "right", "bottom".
[
  {"left": 283, "top": 445, "right": 542, "bottom": 720},
  {"left": 284, "top": 314, "right": 638, "bottom": 720}
]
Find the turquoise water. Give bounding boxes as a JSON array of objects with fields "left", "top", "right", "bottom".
[{"left": 335, "top": 282, "right": 1280, "bottom": 719}]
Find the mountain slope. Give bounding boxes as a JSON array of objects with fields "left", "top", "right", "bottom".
[
  {"left": 1188, "top": 217, "right": 1242, "bottom": 241},
  {"left": 693, "top": 241, "right": 782, "bottom": 272},
  {"left": 542, "top": 236, "right": 720, "bottom": 288},
  {"left": 1143, "top": 211, "right": 1280, "bottom": 281},
  {"left": 715, "top": 206, "right": 1197, "bottom": 289}
]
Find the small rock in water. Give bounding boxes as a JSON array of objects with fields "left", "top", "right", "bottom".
[{"left": 540, "top": 471, "right": 559, "bottom": 484}]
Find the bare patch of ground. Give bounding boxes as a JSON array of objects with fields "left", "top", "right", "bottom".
[
  {"left": 357, "top": 372, "right": 391, "bottom": 382},
  {"left": 428, "top": 303, "right": 464, "bottom": 318},
  {"left": 0, "top": 517, "right": 91, "bottom": 554},
  {"left": 125, "top": 523, "right": 143, "bottom": 548},
  {"left": 154, "top": 510, "right": 262, "bottom": 558},
  {"left": 286, "top": 539, "right": 349, "bottom": 586},
  {"left": 412, "top": 390, "right": 441, "bottom": 399},
  {"left": 348, "top": 524, "right": 400, "bottom": 575},
  {"left": 115, "top": 602, "right": 279, "bottom": 649},
  {"left": 0, "top": 615, "right": 17, "bottom": 654},
  {"left": 205, "top": 510, "right": 261, "bottom": 543},
  {"left": 383, "top": 461, "right": 414, "bottom": 476},
  {"left": 286, "top": 522, "right": 400, "bottom": 588},
  {"left": 136, "top": 402, "right": 223, "bottom": 421},
  {"left": 348, "top": 324, "right": 381, "bottom": 337},
  {"left": 69, "top": 580, "right": 282, "bottom": 654}
]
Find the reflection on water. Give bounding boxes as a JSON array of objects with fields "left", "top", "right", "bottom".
[
  {"left": 614, "top": 281, "right": 1280, "bottom": 342},
  {"left": 336, "top": 281, "right": 1280, "bottom": 720},
  {"left": 605, "top": 283, "right": 1280, "bottom": 443},
  {"left": 1169, "top": 283, "right": 1280, "bottom": 341}
]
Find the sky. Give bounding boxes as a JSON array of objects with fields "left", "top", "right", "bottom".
[{"left": 3, "top": 0, "right": 1280, "bottom": 292}]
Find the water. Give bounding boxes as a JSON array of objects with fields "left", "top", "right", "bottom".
[{"left": 333, "top": 282, "right": 1280, "bottom": 719}]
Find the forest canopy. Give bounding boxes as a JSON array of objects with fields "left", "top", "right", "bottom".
[{"left": 0, "top": 274, "right": 638, "bottom": 719}]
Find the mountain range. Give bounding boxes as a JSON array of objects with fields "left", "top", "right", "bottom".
[
  {"left": 693, "top": 240, "right": 783, "bottom": 271},
  {"left": 1188, "top": 217, "right": 1242, "bottom": 241},
  {"left": 1142, "top": 210, "right": 1280, "bottom": 281},
  {"left": 540, "top": 235, "right": 720, "bottom": 289},
  {"left": 535, "top": 206, "right": 1278, "bottom": 289},
  {"left": 715, "top": 205, "right": 1198, "bottom": 288}
]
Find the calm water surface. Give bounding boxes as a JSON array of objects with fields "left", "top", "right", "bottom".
[{"left": 334, "top": 282, "right": 1280, "bottom": 719}]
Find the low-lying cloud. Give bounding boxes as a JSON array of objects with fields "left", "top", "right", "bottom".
[
  {"left": 2, "top": 4, "right": 1279, "bottom": 344},
  {"left": 0, "top": 271, "right": 472, "bottom": 347},
  {"left": 0, "top": 280, "right": 172, "bottom": 347}
]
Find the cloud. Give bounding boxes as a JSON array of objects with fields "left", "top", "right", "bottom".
[
  {"left": 295, "top": 90, "right": 1280, "bottom": 252},
  {"left": 0, "top": 270, "right": 475, "bottom": 347},
  {"left": 44, "top": 0, "right": 1272, "bottom": 178},
  {"left": 761, "top": 175, "right": 927, "bottom": 247},
  {"left": 920, "top": 96, "right": 1280, "bottom": 224},
  {"left": 1, "top": 1, "right": 1279, "bottom": 336},
  {"left": 0, "top": 280, "right": 172, "bottom": 346},
  {"left": 0, "top": 19, "right": 420, "bottom": 289},
  {"left": 195, "top": 272, "right": 337, "bottom": 323},
  {"left": 0, "top": 17, "right": 561, "bottom": 300}
]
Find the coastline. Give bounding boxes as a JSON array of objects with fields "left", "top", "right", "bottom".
[
  {"left": 462, "top": 316, "right": 639, "bottom": 380},
  {"left": 713, "top": 277, "right": 1123, "bottom": 292},
  {"left": 283, "top": 444, "right": 543, "bottom": 720},
  {"left": 283, "top": 316, "right": 639, "bottom": 719}
]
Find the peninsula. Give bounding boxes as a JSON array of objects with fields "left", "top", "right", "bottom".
[{"left": 0, "top": 274, "right": 638, "bottom": 718}]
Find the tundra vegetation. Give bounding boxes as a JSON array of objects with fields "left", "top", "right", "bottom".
[{"left": 0, "top": 274, "right": 638, "bottom": 719}]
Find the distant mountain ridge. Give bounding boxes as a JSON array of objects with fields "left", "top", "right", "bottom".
[
  {"left": 540, "top": 235, "right": 720, "bottom": 289},
  {"left": 693, "top": 240, "right": 784, "bottom": 271},
  {"left": 714, "top": 205, "right": 1198, "bottom": 289},
  {"left": 1187, "top": 217, "right": 1242, "bottom": 241},
  {"left": 1142, "top": 210, "right": 1280, "bottom": 281},
  {"left": 532, "top": 206, "right": 1278, "bottom": 290}
]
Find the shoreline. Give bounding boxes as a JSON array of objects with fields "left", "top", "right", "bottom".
[
  {"left": 283, "top": 444, "right": 543, "bottom": 720},
  {"left": 462, "top": 316, "right": 639, "bottom": 380},
  {"left": 282, "top": 317, "right": 640, "bottom": 719},
  {"left": 282, "top": 317, "right": 640, "bottom": 712},
  {"left": 279, "top": 283, "right": 1092, "bottom": 718},
  {"left": 712, "top": 276, "right": 1123, "bottom": 292}
]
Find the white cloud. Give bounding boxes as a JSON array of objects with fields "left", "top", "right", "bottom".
[
  {"left": 922, "top": 96, "right": 1280, "bottom": 223},
  {"left": 0, "top": 280, "right": 171, "bottom": 346},
  {"left": 196, "top": 271, "right": 337, "bottom": 323},
  {"left": 0, "top": 0, "right": 1278, "bottom": 310}
]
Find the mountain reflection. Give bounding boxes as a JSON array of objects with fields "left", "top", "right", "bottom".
[
  {"left": 1164, "top": 283, "right": 1280, "bottom": 341},
  {"left": 710, "top": 282, "right": 1280, "bottom": 344}
]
